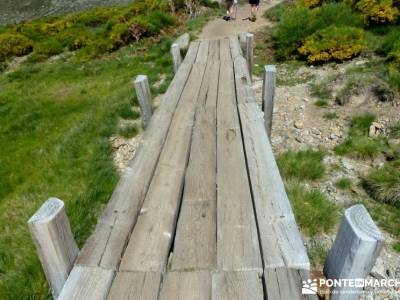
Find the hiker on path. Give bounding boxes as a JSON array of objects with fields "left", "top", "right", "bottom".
[
  {"left": 223, "top": 0, "right": 237, "bottom": 21},
  {"left": 249, "top": 0, "right": 260, "bottom": 22}
]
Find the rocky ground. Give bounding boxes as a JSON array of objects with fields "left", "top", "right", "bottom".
[{"left": 252, "top": 57, "right": 400, "bottom": 299}]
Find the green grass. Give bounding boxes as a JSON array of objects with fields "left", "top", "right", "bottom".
[
  {"left": 0, "top": 35, "right": 175, "bottom": 299},
  {"left": 309, "top": 81, "right": 332, "bottom": 106},
  {"left": 118, "top": 124, "right": 139, "bottom": 138},
  {"left": 363, "top": 160, "right": 400, "bottom": 204},
  {"left": 389, "top": 121, "right": 400, "bottom": 139},
  {"left": 334, "top": 112, "right": 388, "bottom": 159},
  {"left": 323, "top": 111, "right": 338, "bottom": 120},
  {"left": 335, "top": 177, "right": 353, "bottom": 190},
  {"left": 307, "top": 240, "right": 329, "bottom": 267},
  {"left": 286, "top": 182, "right": 339, "bottom": 236},
  {"left": 362, "top": 199, "right": 400, "bottom": 252},
  {"left": 277, "top": 149, "right": 326, "bottom": 181},
  {"left": 263, "top": 1, "right": 290, "bottom": 22}
]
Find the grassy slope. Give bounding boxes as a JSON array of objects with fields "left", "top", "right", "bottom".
[{"left": 0, "top": 37, "right": 174, "bottom": 299}]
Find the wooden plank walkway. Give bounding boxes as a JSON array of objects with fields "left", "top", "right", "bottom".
[{"left": 58, "top": 37, "right": 317, "bottom": 300}]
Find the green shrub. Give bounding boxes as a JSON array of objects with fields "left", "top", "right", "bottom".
[
  {"left": 274, "top": 5, "right": 317, "bottom": 59},
  {"left": 34, "top": 38, "right": 64, "bottom": 56},
  {"left": 277, "top": 149, "right": 326, "bottom": 180},
  {"left": 273, "top": 2, "right": 364, "bottom": 59},
  {"left": 264, "top": 2, "right": 290, "bottom": 21},
  {"left": 389, "top": 121, "right": 400, "bottom": 138},
  {"left": 299, "top": 26, "right": 365, "bottom": 63},
  {"left": 363, "top": 160, "right": 400, "bottom": 203},
  {"left": 379, "top": 29, "right": 400, "bottom": 55},
  {"left": 0, "top": 33, "right": 33, "bottom": 59},
  {"left": 356, "top": 0, "right": 400, "bottom": 24},
  {"left": 286, "top": 182, "right": 339, "bottom": 236}
]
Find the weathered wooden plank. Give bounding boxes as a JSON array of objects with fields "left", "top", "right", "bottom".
[
  {"left": 159, "top": 271, "right": 211, "bottom": 300},
  {"left": 219, "top": 38, "right": 231, "bottom": 62},
  {"left": 171, "top": 61, "right": 219, "bottom": 271},
  {"left": 28, "top": 198, "right": 79, "bottom": 298},
  {"left": 324, "top": 204, "right": 384, "bottom": 300},
  {"left": 246, "top": 33, "right": 254, "bottom": 78},
  {"left": 216, "top": 49, "right": 262, "bottom": 272},
  {"left": 229, "top": 36, "right": 242, "bottom": 59},
  {"left": 262, "top": 65, "right": 276, "bottom": 137},
  {"left": 195, "top": 40, "right": 209, "bottom": 63},
  {"left": 58, "top": 266, "right": 114, "bottom": 300},
  {"left": 75, "top": 42, "right": 200, "bottom": 270},
  {"left": 264, "top": 267, "right": 318, "bottom": 300},
  {"left": 119, "top": 45, "right": 209, "bottom": 272},
  {"left": 212, "top": 271, "right": 263, "bottom": 300},
  {"left": 208, "top": 39, "right": 220, "bottom": 62},
  {"left": 107, "top": 271, "right": 161, "bottom": 300},
  {"left": 229, "top": 38, "right": 312, "bottom": 298}
]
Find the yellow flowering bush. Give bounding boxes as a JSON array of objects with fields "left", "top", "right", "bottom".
[
  {"left": 299, "top": 26, "right": 365, "bottom": 63},
  {"left": 0, "top": 33, "right": 33, "bottom": 59},
  {"left": 356, "top": 0, "right": 399, "bottom": 23}
]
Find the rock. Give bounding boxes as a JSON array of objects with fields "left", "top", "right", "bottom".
[
  {"left": 342, "top": 159, "right": 354, "bottom": 171},
  {"left": 174, "top": 33, "right": 190, "bottom": 50},
  {"left": 294, "top": 121, "right": 304, "bottom": 129},
  {"left": 303, "top": 97, "right": 310, "bottom": 102},
  {"left": 369, "top": 122, "right": 384, "bottom": 137}
]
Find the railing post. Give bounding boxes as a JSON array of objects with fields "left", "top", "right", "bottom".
[
  {"left": 262, "top": 65, "right": 276, "bottom": 139},
  {"left": 171, "top": 43, "right": 182, "bottom": 74},
  {"left": 134, "top": 75, "right": 153, "bottom": 129},
  {"left": 245, "top": 33, "right": 254, "bottom": 79},
  {"left": 324, "top": 204, "right": 384, "bottom": 300},
  {"left": 28, "top": 198, "right": 79, "bottom": 299}
]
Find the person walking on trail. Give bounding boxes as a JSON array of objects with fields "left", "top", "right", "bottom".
[
  {"left": 249, "top": 0, "right": 260, "bottom": 22},
  {"left": 223, "top": 0, "right": 237, "bottom": 21}
]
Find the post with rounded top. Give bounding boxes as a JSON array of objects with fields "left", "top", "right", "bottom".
[
  {"left": 28, "top": 198, "right": 79, "bottom": 299},
  {"left": 171, "top": 43, "right": 182, "bottom": 74},
  {"left": 134, "top": 75, "right": 153, "bottom": 128},
  {"left": 324, "top": 204, "right": 384, "bottom": 300},
  {"left": 245, "top": 33, "right": 254, "bottom": 79},
  {"left": 262, "top": 65, "right": 276, "bottom": 139}
]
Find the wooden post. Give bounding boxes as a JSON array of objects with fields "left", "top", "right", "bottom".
[
  {"left": 262, "top": 65, "right": 276, "bottom": 139},
  {"left": 28, "top": 198, "right": 79, "bottom": 299},
  {"left": 324, "top": 204, "right": 384, "bottom": 300},
  {"left": 245, "top": 33, "right": 254, "bottom": 79},
  {"left": 171, "top": 43, "right": 182, "bottom": 74},
  {"left": 134, "top": 75, "right": 153, "bottom": 129}
]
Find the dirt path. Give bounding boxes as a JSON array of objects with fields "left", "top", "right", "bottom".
[{"left": 199, "top": 0, "right": 279, "bottom": 40}]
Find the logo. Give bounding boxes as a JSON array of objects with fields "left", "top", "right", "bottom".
[{"left": 302, "top": 279, "right": 318, "bottom": 294}]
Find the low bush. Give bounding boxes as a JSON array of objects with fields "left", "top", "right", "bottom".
[
  {"left": 264, "top": 2, "right": 291, "bottom": 21},
  {"left": 286, "top": 182, "right": 339, "bottom": 236},
  {"left": 277, "top": 149, "right": 325, "bottom": 181},
  {"left": 356, "top": 0, "right": 400, "bottom": 24},
  {"left": 334, "top": 135, "right": 384, "bottom": 158},
  {"left": 273, "top": 2, "right": 364, "bottom": 60},
  {"left": 34, "top": 38, "right": 64, "bottom": 56},
  {"left": 118, "top": 124, "right": 139, "bottom": 138},
  {"left": 0, "top": 33, "right": 33, "bottom": 59},
  {"left": 299, "top": 26, "right": 365, "bottom": 63},
  {"left": 363, "top": 160, "right": 400, "bottom": 203},
  {"left": 349, "top": 112, "right": 375, "bottom": 136}
]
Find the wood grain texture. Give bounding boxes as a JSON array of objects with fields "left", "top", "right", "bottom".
[
  {"left": 264, "top": 267, "right": 318, "bottom": 300},
  {"left": 212, "top": 271, "right": 263, "bottom": 300},
  {"left": 262, "top": 65, "right": 276, "bottom": 137},
  {"left": 245, "top": 33, "right": 254, "bottom": 78},
  {"left": 171, "top": 61, "right": 219, "bottom": 271},
  {"left": 324, "top": 204, "right": 384, "bottom": 300},
  {"left": 171, "top": 43, "right": 182, "bottom": 73},
  {"left": 107, "top": 271, "right": 161, "bottom": 300},
  {"left": 159, "top": 271, "right": 211, "bottom": 300},
  {"left": 28, "top": 198, "right": 78, "bottom": 298},
  {"left": 216, "top": 47, "right": 262, "bottom": 273},
  {"left": 76, "top": 42, "right": 200, "bottom": 271},
  {"left": 58, "top": 266, "right": 114, "bottom": 300},
  {"left": 119, "top": 45, "right": 209, "bottom": 272},
  {"left": 134, "top": 75, "right": 153, "bottom": 128}
]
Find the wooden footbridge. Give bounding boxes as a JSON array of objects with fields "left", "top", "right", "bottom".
[{"left": 29, "top": 37, "right": 318, "bottom": 300}]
